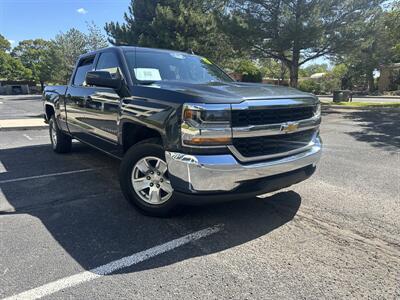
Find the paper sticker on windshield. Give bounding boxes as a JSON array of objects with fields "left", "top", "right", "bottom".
[
  {"left": 170, "top": 53, "right": 185, "bottom": 59},
  {"left": 201, "top": 57, "right": 212, "bottom": 65},
  {"left": 134, "top": 68, "right": 162, "bottom": 81}
]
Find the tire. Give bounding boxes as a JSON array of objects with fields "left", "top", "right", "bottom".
[
  {"left": 49, "top": 115, "right": 72, "bottom": 153},
  {"left": 119, "top": 138, "right": 178, "bottom": 217}
]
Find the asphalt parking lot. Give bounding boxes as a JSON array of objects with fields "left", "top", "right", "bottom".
[
  {"left": 0, "top": 103, "right": 399, "bottom": 298},
  {"left": 0, "top": 95, "right": 42, "bottom": 120}
]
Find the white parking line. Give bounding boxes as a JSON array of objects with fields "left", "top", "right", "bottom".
[
  {"left": 0, "top": 169, "right": 99, "bottom": 184},
  {"left": 0, "top": 161, "right": 6, "bottom": 173},
  {"left": 3, "top": 225, "right": 222, "bottom": 300},
  {"left": 22, "top": 134, "right": 33, "bottom": 141}
]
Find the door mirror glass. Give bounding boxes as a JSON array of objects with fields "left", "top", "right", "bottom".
[{"left": 86, "top": 71, "right": 122, "bottom": 89}]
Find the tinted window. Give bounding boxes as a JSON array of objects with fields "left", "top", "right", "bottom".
[
  {"left": 73, "top": 57, "right": 94, "bottom": 86},
  {"left": 96, "top": 52, "right": 121, "bottom": 78},
  {"left": 124, "top": 51, "right": 233, "bottom": 84}
]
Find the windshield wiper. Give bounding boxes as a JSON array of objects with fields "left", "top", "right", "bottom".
[
  {"left": 207, "top": 80, "right": 225, "bottom": 85},
  {"left": 138, "top": 80, "right": 157, "bottom": 85}
]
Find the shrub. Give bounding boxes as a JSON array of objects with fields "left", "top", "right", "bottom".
[
  {"left": 298, "top": 79, "right": 322, "bottom": 94},
  {"left": 235, "top": 60, "right": 262, "bottom": 83}
]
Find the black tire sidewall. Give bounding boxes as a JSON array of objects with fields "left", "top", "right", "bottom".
[
  {"left": 49, "top": 115, "right": 71, "bottom": 153},
  {"left": 49, "top": 116, "right": 60, "bottom": 151},
  {"left": 119, "top": 140, "right": 178, "bottom": 216}
]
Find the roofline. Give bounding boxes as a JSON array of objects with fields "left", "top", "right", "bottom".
[{"left": 78, "top": 46, "right": 198, "bottom": 59}]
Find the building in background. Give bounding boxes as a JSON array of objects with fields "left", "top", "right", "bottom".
[{"left": 0, "top": 80, "right": 38, "bottom": 95}]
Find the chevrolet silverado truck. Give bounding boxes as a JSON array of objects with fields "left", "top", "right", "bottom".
[{"left": 43, "top": 46, "right": 322, "bottom": 216}]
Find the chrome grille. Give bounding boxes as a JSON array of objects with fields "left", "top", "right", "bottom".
[
  {"left": 231, "top": 106, "right": 314, "bottom": 127},
  {"left": 229, "top": 99, "right": 320, "bottom": 161},
  {"left": 232, "top": 129, "right": 316, "bottom": 159}
]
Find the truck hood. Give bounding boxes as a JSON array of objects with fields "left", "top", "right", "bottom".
[{"left": 147, "top": 81, "right": 315, "bottom": 103}]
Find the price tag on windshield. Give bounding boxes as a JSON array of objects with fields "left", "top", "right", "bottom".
[
  {"left": 134, "top": 68, "right": 162, "bottom": 81},
  {"left": 201, "top": 57, "right": 212, "bottom": 65}
]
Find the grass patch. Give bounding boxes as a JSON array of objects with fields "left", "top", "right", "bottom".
[{"left": 321, "top": 101, "right": 400, "bottom": 108}]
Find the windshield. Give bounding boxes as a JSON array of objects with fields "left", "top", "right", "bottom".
[{"left": 124, "top": 50, "right": 233, "bottom": 84}]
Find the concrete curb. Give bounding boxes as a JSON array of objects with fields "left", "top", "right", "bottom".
[
  {"left": 0, "top": 119, "right": 48, "bottom": 131},
  {"left": 318, "top": 95, "right": 400, "bottom": 100},
  {"left": 0, "top": 125, "right": 48, "bottom": 131},
  {"left": 322, "top": 104, "right": 400, "bottom": 110}
]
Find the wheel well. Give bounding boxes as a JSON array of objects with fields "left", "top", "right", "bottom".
[
  {"left": 45, "top": 105, "right": 55, "bottom": 121},
  {"left": 122, "top": 123, "right": 162, "bottom": 152}
]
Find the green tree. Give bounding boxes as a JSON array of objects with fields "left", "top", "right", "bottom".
[
  {"left": 335, "top": 11, "right": 392, "bottom": 92},
  {"left": 298, "top": 64, "right": 352, "bottom": 94},
  {"left": 0, "top": 34, "right": 11, "bottom": 52},
  {"left": 86, "top": 22, "right": 109, "bottom": 52},
  {"left": 52, "top": 28, "right": 88, "bottom": 82},
  {"left": 0, "top": 51, "right": 32, "bottom": 80},
  {"left": 221, "top": 0, "right": 384, "bottom": 87},
  {"left": 299, "top": 64, "right": 328, "bottom": 78},
  {"left": 260, "top": 58, "right": 288, "bottom": 84},
  {"left": 235, "top": 60, "right": 262, "bottom": 82},
  {"left": 52, "top": 25, "right": 108, "bottom": 83},
  {"left": 105, "top": 0, "right": 163, "bottom": 46},
  {"left": 384, "top": 1, "right": 400, "bottom": 60},
  {"left": 12, "top": 39, "right": 55, "bottom": 90},
  {"left": 105, "top": 0, "right": 234, "bottom": 64},
  {"left": 0, "top": 35, "right": 32, "bottom": 81}
]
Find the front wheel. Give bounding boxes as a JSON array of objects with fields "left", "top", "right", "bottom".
[{"left": 119, "top": 138, "right": 178, "bottom": 217}]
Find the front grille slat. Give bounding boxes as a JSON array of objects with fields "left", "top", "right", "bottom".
[
  {"left": 233, "top": 129, "right": 315, "bottom": 158},
  {"left": 232, "top": 106, "right": 314, "bottom": 127}
]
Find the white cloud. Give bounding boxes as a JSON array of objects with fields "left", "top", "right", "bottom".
[
  {"left": 8, "top": 40, "right": 15, "bottom": 45},
  {"left": 77, "top": 8, "right": 88, "bottom": 14}
]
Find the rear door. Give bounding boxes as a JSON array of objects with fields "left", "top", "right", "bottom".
[{"left": 64, "top": 55, "right": 96, "bottom": 140}]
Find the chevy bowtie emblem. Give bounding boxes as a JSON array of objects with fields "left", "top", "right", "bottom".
[{"left": 280, "top": 122, "right": 299, "bottom": 133}]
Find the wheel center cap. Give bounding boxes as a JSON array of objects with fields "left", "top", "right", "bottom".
[{"left": 151, "top": 173, "right": 162, "bottom": 182}]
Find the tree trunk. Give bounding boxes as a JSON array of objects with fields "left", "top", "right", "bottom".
[
  {"left": 289, "top": 48, "right": 300, "bottom": 88},
  {"left": 289, "top": 63, "right": 299, "bottom": 88},
  {"left": 290, "top": 3, "right": 301, "bottom": 89},
  {"left": 367, "top": 70, "right": 375, "bottom": 93},
  {"left": 40, "top": 81, "right": 45, "bottom": 92},
  {"left": 279, "top": 62, "right": 286, "bottom": 86}
]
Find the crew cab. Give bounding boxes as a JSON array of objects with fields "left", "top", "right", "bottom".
[{"left": 43, "top": 46, "right": 322, "bottom": 216}]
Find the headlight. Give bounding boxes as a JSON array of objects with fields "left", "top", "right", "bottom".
[
  {"left": 314, "top": 103, "right": 321, "bottom": 118},
  {"left": 184, "top": 109, "right": 230, "bottom": 125},
  {"left": 181, "top": 104, "right": 232, "bottom": 147}
]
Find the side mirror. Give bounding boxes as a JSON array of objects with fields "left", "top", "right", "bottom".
[{"left": 86, "top": 71, "right": 122, "bottom": 89}]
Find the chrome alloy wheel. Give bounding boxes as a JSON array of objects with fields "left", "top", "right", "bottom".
[
  {"left": 131, "top": 156, "right": 173, "bottom": 205},
  {"left": 50, "top": 121, "right": 57, "bottom": 148}
]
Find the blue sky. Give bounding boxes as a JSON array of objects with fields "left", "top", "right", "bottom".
[
  {"left": 0, "top": 0, "right": 130, "bottom": 47},
  {"left": 0, "top": 0, "right": 329, "bottom": 66}
]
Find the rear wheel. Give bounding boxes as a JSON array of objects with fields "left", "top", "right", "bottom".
[
  {"left": 119, "top": 138, "right": 178, "bottom": 217},
  {"left": 49, "top": 115, "right": 72, "bottom": 153}
]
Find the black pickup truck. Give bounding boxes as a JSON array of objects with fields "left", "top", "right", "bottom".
[{"left": 43, "top": 46, "right": 322, "bottom": 216}]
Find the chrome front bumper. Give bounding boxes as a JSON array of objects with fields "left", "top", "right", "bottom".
[{"left": 165, "top": 136, "right": 322, "bottom": 193}]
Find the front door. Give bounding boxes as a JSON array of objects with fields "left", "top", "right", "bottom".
[{"left": 82, "top": 51, "right": 122, "bottom": 145}]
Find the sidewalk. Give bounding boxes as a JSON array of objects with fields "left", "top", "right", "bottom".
[
  {"left": 318, "top": 95, "right": 400, "bottom": 103},
  {"left": 0, "top": 118, "right": 48, "bottom": 131}
]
